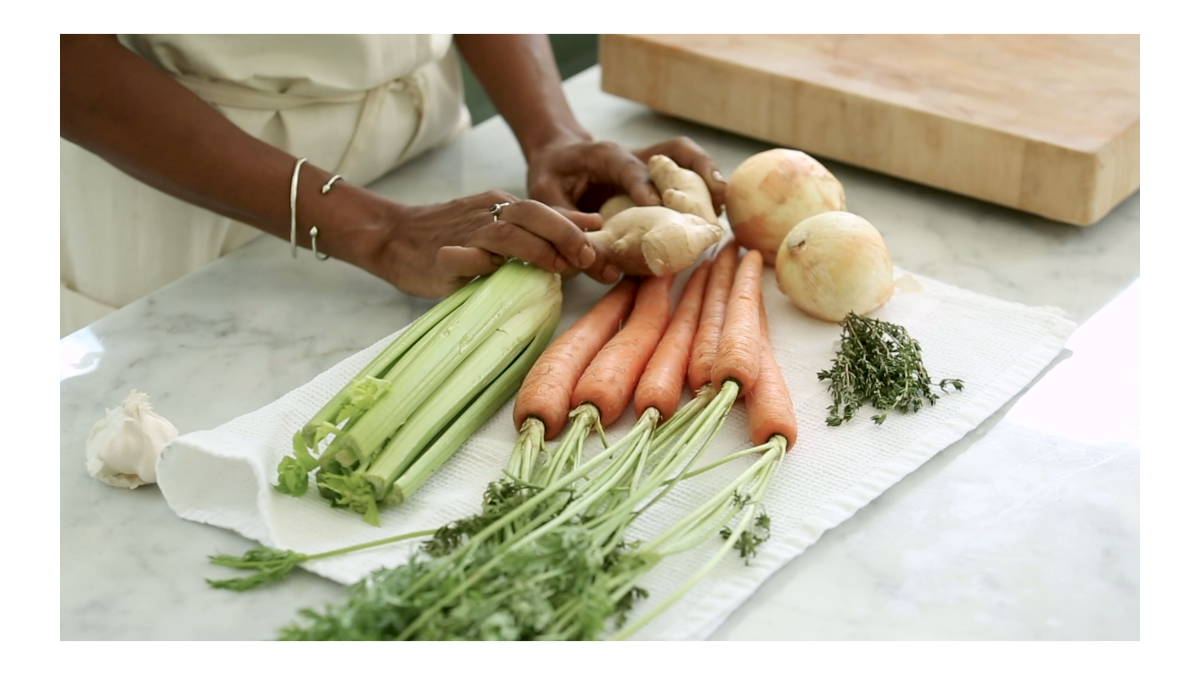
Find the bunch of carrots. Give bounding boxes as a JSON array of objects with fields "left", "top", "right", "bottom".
[
  {"left": 211, "top": 243, "right": 797, "bottom": 640},
  {"left": 517, "top": 242, "right": 795, "bottom": 465}
]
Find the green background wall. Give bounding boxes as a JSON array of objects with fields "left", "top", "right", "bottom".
[{"left": 459, "top": 35, "right": 600, "bottom": 125}]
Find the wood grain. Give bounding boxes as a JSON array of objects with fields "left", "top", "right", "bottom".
[{"left": 599, "top": 34, "right": 1139, "bottom": 225}]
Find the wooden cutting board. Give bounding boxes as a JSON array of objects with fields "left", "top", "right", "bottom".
[{"left": 599, "top": 34, "right": 1139, "bottom": 225}]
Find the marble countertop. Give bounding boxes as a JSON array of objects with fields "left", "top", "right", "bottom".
[{"left": 59, "top": 67, "right": 1140, "bottom": 640}]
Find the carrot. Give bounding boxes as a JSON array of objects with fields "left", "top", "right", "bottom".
[
  {"left": 712, "top": 249, "right": 764, "bottom": 395},
  {"left": 571, "top": 273, "right": 675, "bottom": 427},
  {"left": 633, "top": 262, "right": 712, "bottom": 420},
  {"left": 513, "top": 278, "right": 637, "bottom": 440},
  {"left": 746, "top": 295, "right": 797, "bottom": 449},
  {"left": 687, "top": 242, "right": 740, "bottom": 392}
]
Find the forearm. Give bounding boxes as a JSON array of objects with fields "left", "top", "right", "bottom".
[
  {"left": 453, "top": 34, "right": 590, "bottom": 158},
  {"left": 60, "top": 35, "right": 390, "bottom": 268}
]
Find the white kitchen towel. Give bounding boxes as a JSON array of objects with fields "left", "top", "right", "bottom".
[{"left": 157, "top": 267, "right": 1076, "bottom": 640}]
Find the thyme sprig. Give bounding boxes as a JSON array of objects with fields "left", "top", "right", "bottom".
[{"left": 818, "top": 312, "right": 964, "bottom": 426}]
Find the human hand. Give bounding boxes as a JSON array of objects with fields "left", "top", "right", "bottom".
[
  {"left": 525, "top": 135, "right": 729, "bottom": 216},
  {"left": 364, "top": 191, "right": 614, "bottom": 298}
]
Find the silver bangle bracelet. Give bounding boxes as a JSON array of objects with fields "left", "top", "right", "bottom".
[
  {"left": 290, "top": 159, "right": 336, "bottom": 261},
  {"left": 311, "top": 174, "right": 343, "bottom": 261},
  {"left": 289, "top": 157, "right": 308, "bottom": 259}
]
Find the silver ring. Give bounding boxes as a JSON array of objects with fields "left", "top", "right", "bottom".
[{"left": 490, "top": 202, "right": 511, "bottom": 222}]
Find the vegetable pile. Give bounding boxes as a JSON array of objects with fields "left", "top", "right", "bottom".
[
  {"left": 204, "top": 144, "right": 966, "bottom": 640},
  {"left": 211, "top": 245, "right": 796, "bottom": 640},
  {"left": 723, "top": 146, "right": 963, "bottom": 425}
]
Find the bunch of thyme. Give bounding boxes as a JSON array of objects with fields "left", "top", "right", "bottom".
[{"left": 818, "top": 311, "right": 964, "bottom": 426}]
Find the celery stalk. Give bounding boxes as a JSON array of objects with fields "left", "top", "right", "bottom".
[
  {"left": 280, "top": 260, "right": 563, "bottom": 524},
  {"left": 275, "top": 283, "right": 481, "bottom": 496},
  {"left": 331, "top": 262, "right": 561, "bottom": 465},
  {"left": 386, "top": 312, "right": 559, "bottom": 507},
  {"left": 296, "top": 278, "right": 481, "bottom": 449},
  {"left": 362, "top": 299, "right": 562, "bottom": 499}
]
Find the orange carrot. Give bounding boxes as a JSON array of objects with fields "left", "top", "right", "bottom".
[
  {"left": 514, "top": 278, "right": 637, "bottom": 440},
  {"left": 746, "top": 296, "right": 797, "bottom": 449},
  {"left": 687, "top": 242, "right": 740, "bottom": 392},
  {"left": 712, "top": 249, "right": 764, "bottom": 395},
  {"left": 634, "top": 262, "right": 713, "bottom": 419},
  {"left": 571, "top": 274, "right": 675, "bottom": 427}
]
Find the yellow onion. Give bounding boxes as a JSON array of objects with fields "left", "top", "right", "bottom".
[
  {"left": 726, "top": 148, "right": 846, "bottom": 266},
  {"left": 775, "top": 211, "right": 894, "bottom": 323}
]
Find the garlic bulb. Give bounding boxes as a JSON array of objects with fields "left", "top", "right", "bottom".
[
  {"left": 85, "top": 389, "right": 179, "bottom": 489},
  {"left": 775, "top": 211, "right": 894, "bottom": 323},
  {"left": 726, "top": 148, "right": 846, "bottom": 266}
]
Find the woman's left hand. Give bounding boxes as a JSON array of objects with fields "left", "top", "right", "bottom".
[{"left": 525, "top": 135, "right": 728, "bottom": 217}]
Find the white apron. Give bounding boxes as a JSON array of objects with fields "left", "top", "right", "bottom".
[{"left": 60, "top": 34, "right": 472, "bottom": 336}]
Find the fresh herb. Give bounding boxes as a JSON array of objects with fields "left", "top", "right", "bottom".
[
  {"left": 210, "top": 380, "right": 787, "bottom": 641},
  {"left": 206, "top": 528, "right": 437, "bottom": 591},
  {"left": 818, "top": 312, "right": 964, "bottom": 426},
  {"left": 720, "top": 509, "right": 771, "bottom": 564},
  {"left": 207, "top": 386, "right": 778, "bottom": 640}
]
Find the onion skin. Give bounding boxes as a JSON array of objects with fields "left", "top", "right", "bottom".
[
  {"left": 726, "top": 148, "right": 846, "bottom": 266},
  {"left": 775, "top": 211, "right": 894, "bottom": 323}
]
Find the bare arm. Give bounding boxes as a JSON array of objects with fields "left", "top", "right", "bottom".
[
  {"left": 452, "top": 35, "right": 590, "bottom": 158},
  {"left": 60, "top": 34, "right": 597, "bottom": 296},
  {"left": 59, "top": 34, "right": 388, "bottom": 268},
  {"left": 454, "top": 34, "right": 728, "bottom": 216}
]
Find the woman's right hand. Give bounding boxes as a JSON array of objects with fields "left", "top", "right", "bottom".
[{"left": 360, "top": 191, "right": 619, "bottom": 298}]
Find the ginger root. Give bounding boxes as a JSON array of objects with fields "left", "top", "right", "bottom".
[
  {"left": 599, "top": 194, "right": 636, "bottom": 221},
  {"left": 647, "top": 155, "right": 720, "bottom": 225},
  {"left": 587, "top": 207, "right": 723, "bottom": 277},
  {"left": 589, "top": 155, "right": 724, "bottom": 276}
]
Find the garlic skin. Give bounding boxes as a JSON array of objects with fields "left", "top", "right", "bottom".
[
  {"left": 85, "top": 389, "right": 179, "bottom": 489},
  {"left": 726, "top": 148, "right": 846, "bottom": 266},
  {"left": 775, "top": 211, "right": 895, "bottom": 323}
]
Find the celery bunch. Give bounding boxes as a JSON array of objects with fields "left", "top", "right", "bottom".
[{"left": 274, "top": 261, "right": 562, "bottom": 525}]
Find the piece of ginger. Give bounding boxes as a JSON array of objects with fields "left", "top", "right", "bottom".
[
  {"left": 647, "top": 155, "right": 720, "bottom": 225},
  {"left": 587, "top": 207, "right": 723, "bottom": 277},
  {"left": 599, "top": 194, "right": 636, "bottom": 221},
  {"left": 590, "top": 155, "right": 724, "bottom": 276}
]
